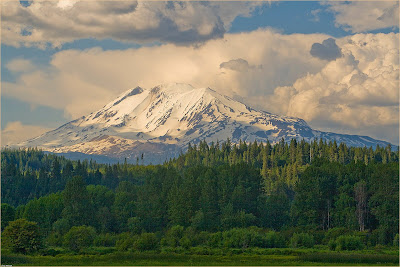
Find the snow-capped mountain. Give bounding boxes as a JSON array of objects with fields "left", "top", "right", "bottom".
[{"left": 16, "top": 83, "right": 393, "bottom": 163}]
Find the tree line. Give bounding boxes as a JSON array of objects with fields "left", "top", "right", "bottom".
[{"left": 1, "top": 139, "right": 398, "bottom": 254}]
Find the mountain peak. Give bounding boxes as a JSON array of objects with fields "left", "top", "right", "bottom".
[
  {"left": 117, "top": 86, "right": 144, "bottom": 101},
  {"left": 14, "top": 83, "right": 394, "bottom": 163},
  {"left": 150, "top": 83, "right": 196, "bottom": 95},
  {"left": 127, "top": 86, "right": 144, "bottom": 96}
]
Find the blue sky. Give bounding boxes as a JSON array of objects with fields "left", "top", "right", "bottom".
[
  {"left": 1, "top": 1, "right": 399, "bottom": 145},
  {"left": 230, "top": 1, "right": 346, "bottom": 36}
]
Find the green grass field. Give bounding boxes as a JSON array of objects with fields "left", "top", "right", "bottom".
[{"left": 2, "top": 247, "right": 399, "bottom": 266}]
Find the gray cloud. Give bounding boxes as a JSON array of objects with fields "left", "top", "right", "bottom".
[
  {"left": 1, "top": 1, "right": 264, "bottom": 48},
  {"left": 310, "top": 38, "right": 342, "bottom": 61},
  {"left": 325, "top": 1, "right": 399, "bottom": 33},
  {"left": 378, "top": 2, "right": 399, "bottom": 23},
  {"left": 220, "top": 58, "right": 262, "bottom": 72}
]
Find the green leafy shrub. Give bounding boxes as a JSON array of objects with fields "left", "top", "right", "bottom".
[
  {"left": 393, "top": 233, "right": 399, "bottom": 247},
  {"left": 94, "top": 233, "right": 117, "bottom": 247},
  {"left": 134, "top": 233, "right": 159, "bottom": 251},
  {"left": 322, "top": 227, "right": 350, "bottom": 244},
  {"left": 374, "top": 244, "right": 385, "bottom": 251},
  {"left": 195, "top": 231, "right": 211, "bottom": 246},
  {"left": 40, "top": 248, "right": 62, "bottom": 256},
  {"left": 189, "top": 246, "right": 213, "bottom": 255},
  {"left": 264, "top": 231, "right": 286, "bottom": 248},
  {"left": 180, "top": 236, "right": 192, "bottom": 249},
  {"left": 163, "top": 225, "right": 185, "bottom": 247},
  {"left": 116, "top": 232, "right": 138, "bottom": 251},
  {"left": 369, "top": 227, "right": 394, "bottom": 245},
  {"left": 290, "top": 233, "right": 314, "bottom": 248},
  {"left": 279, "top": 228, "right": 296, "bottom": 243},
  {"left": 335, "top": 235, "right": 364, "bottom": 251},
  {"left": 46, "top": 232, "right": 63, "bottom": 247},
  {"left": 208, "top": 232, "right": 223, "bottom": 248},
  {"left": 328, "top": 239, "right": 336, "bottom": 250},
  {"left": 352, "top": 231, "right": 368, "bottom": 246},
  {"left": 222, "top": 228, "right": 265, "bottom": 249},
  {"left": 52, "top": 219, "right": 70, "bottom": 235},
  {"left": 184, "top": 228, "right": 209, "bottom": 247},
  {"left": 307, "top": 230, "right": 325, "bottom": 244},
  {"left": 2, "top": 218, "right": 43, "bottom": 253},
  {"left": 369, "top": 229, "right": 380, "bottom": 246},
  {"left": 127, "top": 217, "right": 142, "bottom": 234},
  {"left": 63, "top": 225, "right": 96, "bottom": 252}
]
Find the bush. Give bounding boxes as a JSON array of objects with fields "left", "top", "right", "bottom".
[
  {"left": 134, "top": 233, "right": 159, "bottom": 251},
  {"left": 127, "top": 217, "right": 142, "bottom": 234},
  {"left": 290, "top": 233, "right": 314, "bottom": 248},
  {"left": 370, "top": 226, "right": 394, "bottom": 245},
  {"left": 393, "top": 233, "right": 399, "bottom": 247},
  {"left": 308, "top": 230, "right": 325, "bottom": 245},
  {"left": 328, "top": 239, "right": 336, "bottom": 250},
  {"left": 46, "top": 232, "right": 63, "bottom": 247},
  {"left": 335, "top": 235, "right": 364, "bottom": 251},
  {"left": 222, "top": 228, "right": 265, "bottom": 249},
  {"left": 116, "top": 232, "right": 138, "bottom": 251},
  {"left": 195, "top": 231, "right": 211, "bottom": 246},
  {"left": 352, "top": 231, "right": 368, "bottom": 246},
  {"left": 180, "top": 236, "right": 192, "bottom": 249},
  {"left": 189, "top": 246, "right": 213, "bottom": 255},
  {"left": 63, "top": 225, "right": 96, "bottom": 252},
  {"left": 264, "top": 231, "right": 286, "bottom": 248},
  {"left": 163, "top": 225, "right": 185, "bottom": 247},
  {"left": 369, "top": 229, "right": 380, "bottom": 246},
  {"left": 374, "top": 244, "right": 385, "bottom": 251},
  {"left": 2, "top": 218, "right": 43, "bottom": 253},
  {"left": 40, "top": 248, "right": 62, "bottom": 256},
  {"left": 208, "top": 232, "right": 223, "bottom": 248},
  {"left": 323, "top": 227, "right": 349, "bottom": 244},
  {"left": 94, "top": 233, "right": 117, "bottom": 247},
  {"left": 183, "top": 228, "right": 209, "bottom": 247},
  {"left": 52, "top": 219, "right": 70, "bottom": 235}
]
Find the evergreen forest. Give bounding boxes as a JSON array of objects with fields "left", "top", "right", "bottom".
[{"left": 1, "top": 138, "right": 399, "bottom": 265}]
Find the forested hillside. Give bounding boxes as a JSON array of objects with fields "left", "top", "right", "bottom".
[{"left": 1, "top": 139, "right": 399, "bottom": 259}]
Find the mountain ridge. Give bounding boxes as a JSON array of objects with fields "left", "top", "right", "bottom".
[{"left": 13, "top": 83, "right": 394, "bottom": 164}]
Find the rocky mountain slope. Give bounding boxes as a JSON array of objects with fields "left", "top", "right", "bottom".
[{"left": 16, "top": 83, "right": 393, "bottom": 163}]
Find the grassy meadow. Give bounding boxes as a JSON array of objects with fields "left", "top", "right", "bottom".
[{"left": 2, "top": 246, "right": 399, "bottom": 266}]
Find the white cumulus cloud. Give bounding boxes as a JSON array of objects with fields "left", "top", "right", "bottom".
[
  {"left": 326, "top": 1, "right": 399, "bottom": 33},
  {"left": 6, "top": 58, "right": 35, "bottom": 73},
  {"left": 269, "top": 33, "right": 399, "bottom": 144},
  {"left": 1, "top": 121, "right": 51, "bottom": 146},
  {"left": 1, "top": 0, "right": 264, "bottom": 48}
]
